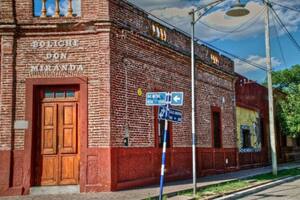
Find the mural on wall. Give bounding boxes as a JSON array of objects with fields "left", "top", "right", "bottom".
[{"left": 236, "top": 107, "right": 261, "bottom": 153}]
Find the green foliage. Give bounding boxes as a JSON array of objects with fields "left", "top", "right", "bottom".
[
  {"left": 272, "top": 65, "right": 300, "bottom": 92},
  {"left": 272, "top": 65, "right": 300, "bottom": 137}
]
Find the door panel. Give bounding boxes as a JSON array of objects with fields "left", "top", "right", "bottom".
[
  {"left": 40, "top": 156, "right": 58, "bottom": 185},
  {"left": 59, "top": 155, "right": 78, "bottom": 185},
  {"left": 59, "top": 103, "right": 77, "bottom": 154},
  {"left": 41, "top": 104, "right": 57, "bottom": 155},
  {"left": 58, "top": 103, "right": 78, "bottom": 185}
]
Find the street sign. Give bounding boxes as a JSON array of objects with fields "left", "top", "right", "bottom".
[
  {"left": 146, "top": 91, "right": 183, "bottom": 200},
  {"left": 146, "top": 92, "right": 167, "bottom": 106},
  {"left": 171, "top": 92, "right": 184, "bottom": 106},
  {"left": 159, "top": 106, "right": 182, "bottom": 123},
  {"left": 158, "top": 106, "right": 168, "bottom": 120}
]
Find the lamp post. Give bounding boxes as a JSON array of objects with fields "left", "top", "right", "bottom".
[{"left": 189, "top": 0, "right": 250, "bottom": 197}]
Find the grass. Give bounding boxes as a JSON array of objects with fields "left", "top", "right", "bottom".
[{"left": 178, "top": 168, "right": 300, "bottom": 199}]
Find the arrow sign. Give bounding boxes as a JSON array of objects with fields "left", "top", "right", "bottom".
[{"left": 171, "top": 92, "right": 184, "bottom": 106}]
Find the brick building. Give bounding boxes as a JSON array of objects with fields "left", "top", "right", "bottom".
[
  {"left": 235, "top": 75, "right": 270, "bottom": 168},
  {"left": 0, "top": 0, "right": 238, "bottom": 196},
  {"left": 235, "top": 75, "right": 294, "bottom": 168}
]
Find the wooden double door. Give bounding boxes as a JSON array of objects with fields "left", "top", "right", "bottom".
[{"left": 35, "top": 87, "right": 80, "bottom": 186}]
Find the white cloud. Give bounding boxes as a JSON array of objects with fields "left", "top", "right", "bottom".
[
  {"left": 47, "top": 5, "right": 55, "bottom": 16},
  {"left": 138, "top": 0, "right": 300, "bottom": 41},
  {"left": 234, "top": 55, "right": 281, "bottom": 74},
  {"left": 59, "top": 0, "right": 81, "bottom": 16},
  {"left": 234, "top": 55, "right": 282, "bottom": 83},
  {"left": 73, "top": 0, "right": 81, "bottom": 16},
  {"left": 45, "top": 0, "right": 81, "bottom": 17},
  {"left": 59, "top": 0, "right": 68, "bottom": 15}
]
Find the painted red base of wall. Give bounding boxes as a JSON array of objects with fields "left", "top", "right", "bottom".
[
  {"left": 0, "top": 150, "right": 24, "bottom": 196},
  {"left": 109, "top": 147, "right": 238, "bottom": 191},
  {"left": 239, "top": 148, "right": 269, "bottom": 169},
  {"left": 1, "top": 147, "right": 239, "bottom": 196}
]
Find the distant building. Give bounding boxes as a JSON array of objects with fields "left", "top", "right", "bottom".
[
  {"left": 0, "top": 0, "right": 237, "bottom": 196},
  {"left": 235, "top": 74, "right": 300, "bottom": 168},
  {"left": 235, "top": 75, "right": 269, "bottom": 168}
]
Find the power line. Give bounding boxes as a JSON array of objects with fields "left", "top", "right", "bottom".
[
  {"left": 209, "top": 7, "right": 266, "bottom": 43},
  {"left": 199, "top": 6, "right": 266, "bottom": 35},
  {"left": 199, "top": 39, "right": 267, "bottom": 71},
  {"left": 270, "top": 6, "right": 300, "bottom": 52},
  {"left": 120, "top": 0, "right": 268, "bottom": 72},
  {"left": 270, "top": 2, "right": 300, "bottom": 13},
  {"left": 270, "top": 8, "right": 287, "bottom": 69}
]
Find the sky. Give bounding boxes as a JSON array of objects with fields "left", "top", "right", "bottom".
[
  {"left": 34, "top": 0, "right": 300, "bottom": 83},
  {"left": 127, "top": 0, "right": 300, "bottom": 83}
]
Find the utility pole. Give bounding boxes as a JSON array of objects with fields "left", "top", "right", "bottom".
[
  {"left": 190, "top": 9, "right": 197, "bottom": 197},
  {"left": 264, "top": 0, "right": 278, "bottom": 176}
]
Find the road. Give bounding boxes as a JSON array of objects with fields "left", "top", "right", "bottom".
[{"left": 240, "top": 178, "right": 300, "bottom": 200}]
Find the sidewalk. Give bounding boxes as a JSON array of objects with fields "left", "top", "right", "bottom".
[{"left": 1, "top": 161, "right": 300, "bottom": 200}]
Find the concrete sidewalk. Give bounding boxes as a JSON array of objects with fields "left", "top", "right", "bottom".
[{"left": 1, "top": 161, "right": 300, "bottom": 200}]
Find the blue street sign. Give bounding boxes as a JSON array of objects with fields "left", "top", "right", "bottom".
[
  {"left": 167, "top": 108, "right": 182, "bottom": 123},
  {"left": 158, "top": 106, "right": 168, "bottom": 120},
  {"left": 146, "top": 92, "right": 167, "bottom": 106},
  {"left": 159, "top": 106, "right": 182, "bottom": 123},
  {"left": 171, "top": 92, "right": 184, "bottom": 106}
]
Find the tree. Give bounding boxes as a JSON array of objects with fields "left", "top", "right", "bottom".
[{"left": 272, "top": 65, "right": 300, "bottom": 137}]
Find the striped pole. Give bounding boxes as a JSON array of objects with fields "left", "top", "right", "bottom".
[
  {"left": 159, "top": 95, "right": 170, "bottom": 200},
  {"left": 159, "top": 117, "right": 168, "bottom": 200}
]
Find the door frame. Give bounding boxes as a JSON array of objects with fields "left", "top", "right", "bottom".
[{"left": 23, "top": 77, "right": 88, "bottom": 194}]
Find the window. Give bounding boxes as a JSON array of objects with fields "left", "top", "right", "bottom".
[
  {"left": 55, "top": 91, "right": 65, "bottom": 98},
  {"left": 44, "top": 90, "right": 54, "bottom": 98},
  {"left": 66, "top": 90, "right": 75, "bottom": 97},
  {"left": 242, "top": 128, "right": 251, "bottom": 148},
  {"left": 33, "top": 0, "right": 81, "bottom": 17},
  {"left": 297, "top": 137, "right": 300, "bottom": 147},
  {"left": 43, "top": 89, "right": 76, "bottom": 99},
  {"left": 212, "top": 108, "right": 222, "bottom": 148}
]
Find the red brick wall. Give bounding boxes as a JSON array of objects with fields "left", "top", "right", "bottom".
[
  {"left": 14, "top": 32, "right": 111, "bottom": 148},
  {"left": 0, "top": 0, "right": 15, "bottom": 24},
  {"left": 0, "top": 35, "right": 15, "bottom": 150},
  {"left": 109, "top": 3, "right": 236, "bottom": 148}
]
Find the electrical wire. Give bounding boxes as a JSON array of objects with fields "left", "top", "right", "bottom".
[
  {"left": 199, "top": 6, "right": 266, "bottom": 35},
  {"left": 199, "top": 39, "right": 267, "bottom": 71},
  {"left": 209, "top": 7, "right": 266, "bottom": 43},
  {"left": 270, "top": 2, "right": 300, "bottom": 13},
  {"left": 195, "top": 0, "right": 225, "bottom": 24},
  {"left": 270, "top": 6, "right": 300, "bottom": 53},
  {"left": 270, "top": 8, "right": 288, "bottom": 69},
  {"left": 118, "top": 0, "right": 268, "bottom": 72}
]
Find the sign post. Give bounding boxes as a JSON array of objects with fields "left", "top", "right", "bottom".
[
  {"left": 146, "top": 92, "right": 184, "bottom": 200},
  {"left": 159, "top": 95, "right": 170, "bottom": 200}
]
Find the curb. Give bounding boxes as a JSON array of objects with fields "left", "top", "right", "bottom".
[
  {"left": 214, "top": 174, "right": 300, "bottom": 200},
  {"left": 143, "top": 164, "right": 300, "bottom": 200}
]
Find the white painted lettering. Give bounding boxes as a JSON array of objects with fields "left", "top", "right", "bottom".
[{"left": 30, "top": 65, "right": 39, "bottom": 72}]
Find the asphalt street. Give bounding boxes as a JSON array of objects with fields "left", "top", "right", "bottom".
[{"left": 240, "top": 178, "right": 300, "bottom": 200}]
